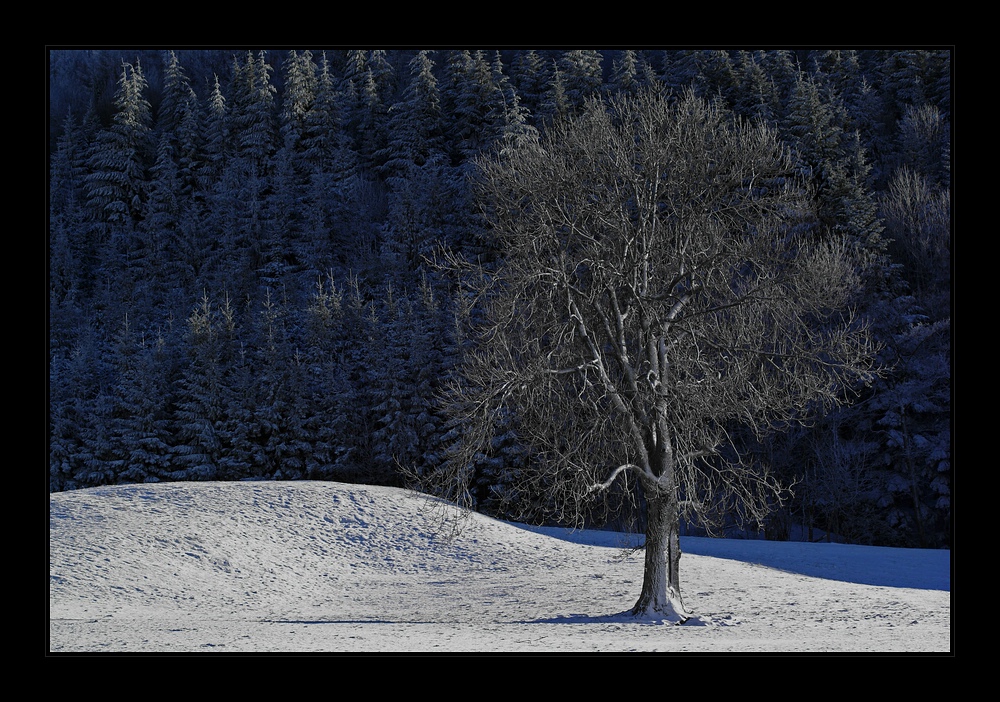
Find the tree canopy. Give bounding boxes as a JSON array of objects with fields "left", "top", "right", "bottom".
[{"left": 429, "top": 91, "right": 881, "bottom": 619}]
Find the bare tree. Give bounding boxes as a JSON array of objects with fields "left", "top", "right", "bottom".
[{"left": 427, "top": 91, "right": 879, "bottom": 622}]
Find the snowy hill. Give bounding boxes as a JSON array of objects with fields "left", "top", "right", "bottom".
[{"left": 49, "top": 480, "right": 951, "bottom": 653}]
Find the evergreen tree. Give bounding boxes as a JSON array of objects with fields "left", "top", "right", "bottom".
[
  {"left": 174, "top": 84, "right": 205, "bottom": 200},
  {"left": 268, "top": 50, "right": 319, "bottom": 269},
  {"left": 537, "top": 62, "right": 570, "bottom": 126},
  {"left": 661, "top": 50, "right": 702, "bottom": 98},
  {"left": 275, "top": 48, "right": 320, "bottom": 238},
  {"left": 452, "top": 49, "right": 495, "bottom": 159},
  {"left": 558, "top": 49, "right": 603, "bottom": 110},
  {"left": 485, "top": 51, "right": 537, "bottom": 152},
  {"left": 784, "top": 77, "right": 845, "bottom": 210},
  {"left": 299, "top": 51, "right": 358, "bottom": 272},
  {"left": 510, "top": 49, "right": 548, "bottom": 117},
  {"left": 172, "top": 292, "right": 229, "bottom": 480},
  {"left": 356, "top": 66, "right": 390, "bottom": 171},
  {"left": 136, "top": 132, "right": 181, "bottom": 309},
  {"left": 808, "top": 49, "right": 865, "bottom": 123},
  {"left": 697, "top": 50, "right": 739, "bottom": 103},
  {"left": 84, "top": 60, "right": 152, "bottom": 226},
  {"left": 866, "top": 294, "right": 951, "bottom": 548},
  {"left": 201, "top": 73, "right": 229, "bottom": 188},
  {"left": 212, "top": 52, "right": 278, "bottom": 285},
  {"left": 158, "top": 50, "right": 195, "bottom": 136},
  {"left": 300, "top": 271, "right": 355, "bottom": 478},
  {"left": 378, "top": 50, "right": 445, "bottom": 179},
  {"left": 50, "top": 110, "right": 90, "bottom": 303},
  {"left": 880, "top": 49, "right": 931, "bottom": 119},
  {"left": 760, "top": 49, "right": 801, "bottom": 108},
  {"left": 341, "top": 49, "right": 368, "bottom": 99},
  {"left": 112, "top": 320, "right": 180, "bottom": 484},
  {"left": 335, "top": 276, "right": 392, "bottom": 481},
  {"left": 51, "top": 109, "right": 88, "bottom": 216},
  {"left": 50, "top": 323, "right": 104, "bottom": 490},
  {"left": 368, "top": 50, "right": 396, "bottom": 102},
  {"left": 731, "top": 51, "right": 780, "bottom": 125},
  {"left": 608, "top": 49, "right": 640, "bottom": 95},
  {"left": 279, "top": 50, "right": 318, "bottom": 148},
  {"left": 301, "top": 52, "right": 349, "bottom": 174},
  {"left": 229, "top": 50, "right": 277, "bottom": 174}
]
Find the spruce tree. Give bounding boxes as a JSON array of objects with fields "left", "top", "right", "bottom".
[
  {"left": 510, "top": 49, "right": 548, "bottom": 118},
  {"left": 172, "top": 292, "right": 229, "bottom": 480},
  {"left": 557, "top": 49, "right": 603, "bottom": 111},
  {"left": 608, "top": 49, "right": 640, "bottom": 95},
  {"left": 442, "top": 49, "right": 494, "bottom": 161},
  {"left": 113, "top": 322, "right": 180, "bottom": 484},
  {"left": 537, "top": 62, "right": 569, "bottom": 126},
  {"left": 84, "top": 60, "right": 152, "bottom": 226},
  {"left": 229, "top": 50, "right": 277, "bottom": 174},
  {"left": 201, "top": 74, "right": 229, "bottom": 188},
  {"left": 732, "top": 51, "right": 780, "bottom": 125},
  {"left": 379, "top": 50, "right": 445, "bottom": 180},
  {"left": 158, "top": 50, "right": 195, "bottom": 137},
  {"left": 485, "top": 51, "right": 537, "bottom": 152},
  {"left": 50, "top": 110, "right": 89, "bottom": 304}
]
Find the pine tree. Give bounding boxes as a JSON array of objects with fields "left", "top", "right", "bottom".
[
  {"left": 50, "top": 110, "right": 90, "bottom": 304},
  {"left": 135, "top": 133, "right": 181, "bottom": 309},
  {"left": 760, "top": 49, "right": 801, "bottom": 110},
  {"left": 158, "top": 50, "right": 195, "bottom": 136},
  {"left": 172, "top": 292, "right": 228, "bottom": 480},
  {"left": 485, "top": 51, "right": 537, "bottom": 152},
  {"left": 659, "top": 49, "right": 694, "bottom": 93},
  {"left": 300, "top": 51, "right": 357, "bottom": 272},
  {"left": 783, "top": 74, "right": 883, "bottom": 251},
  {"left": 731, "top": 51, "right": 780, "bottom": 125},
  {"left": 211, "top": 52, "right": 278, "bottom": 284},
  {"left": 84, "top": 60, "right": 152, "bottom": 226},
  {"left": 279, "top": 50, "right": 318, "bottom": 148},
  {"left": 201, "top": 74, "right": 229, "bottom": 188},
  {"left": 558, "top": 49, "right": 603, "bottom": 111},
  {"left": 51, "top": 109, "right": 87, "bottom": 216},
  {"left": 302, "top": 52, "right": 349, "bottom": 175},
  {"left": 335, "top": 275, "right": 391, "bottom": 481},
  {"left": 379, "top": 50, "right": 445, "bottom": 179},
  {"left": 50, "top": 323, "right": 104, "bottom": 490},
  {"left": 356, "top": 66, "right": 390, "bottom": 171},
  {"left": 880, "top": 50, "right": 931, "bottom": 120},
  {"left": 698, "top": 50, "right": 739, "bottom": 103},
  {"left": 174, "top": 84, "right": 205, "bottom": 200},
  {"left": 368, "top": 50, "right": 396, "bottom": 102},
  {"left": 229, "top": 50, "right": 276, "bottom": 174},
  {"left": 113, "top": 320, "right": 180, "bottom": 484},
  {"left": 267, "top": 50, "right": 319, "bottom": 270},
  {"left": 447, "top": 49, "right": 494, "bottom": 160},
  {"left": 866, "top": 294, "right": 951, "bottom": 548},
  {"left": 608, "top": 49, "right": 640, "bottom": 95},
  {"left": 510, "top": 49, "right": 548, "bottom": 117},
  {"left": 537, "top": 62, "right": 570, "bottom": 126}
]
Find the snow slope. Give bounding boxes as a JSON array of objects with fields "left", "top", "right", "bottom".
[{"left": 49, "top": 481, "right": 951, "bottom": 653}]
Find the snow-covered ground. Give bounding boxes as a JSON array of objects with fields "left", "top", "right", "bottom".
[{"left": 49, "top": 481, "right": 951, "bottom": 653}]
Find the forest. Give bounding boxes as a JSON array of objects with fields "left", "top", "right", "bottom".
[{"left": 47, "top": 48, "right": 952, "bottom": 550}]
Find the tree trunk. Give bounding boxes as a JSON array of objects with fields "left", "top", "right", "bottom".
[{"left": 632, "top": 490, "right": 689, "bottom": 622}]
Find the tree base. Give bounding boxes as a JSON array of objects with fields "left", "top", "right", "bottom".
[
  {"left": 631, "top": 585, "right": 691, "bottom": 624},
  {"left": 629, "top": 605, "right": 691, "bottom": 625}
]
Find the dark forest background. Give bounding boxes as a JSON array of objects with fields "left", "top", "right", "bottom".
[{"left": 47, "top": 48, "right": 952, "bottom": 548}]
